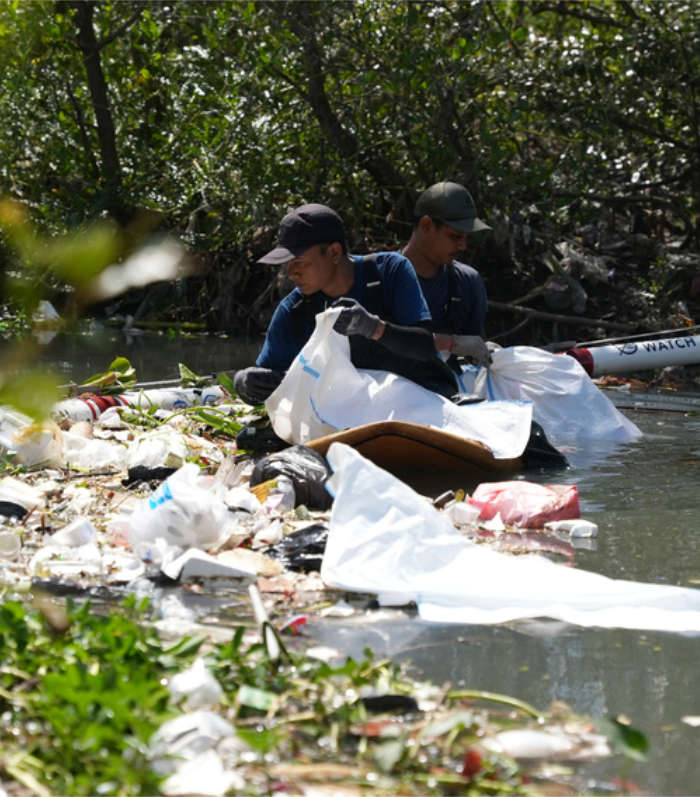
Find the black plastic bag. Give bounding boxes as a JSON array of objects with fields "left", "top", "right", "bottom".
[
  {"left": 250, "top": 445, "right": 332, "bottom": 509},
  {"left": 522, "top": 420, "right": 569, "bottom": 470},
  {"left": 265, "top": 522, "right": 328, "bottom": 572}
]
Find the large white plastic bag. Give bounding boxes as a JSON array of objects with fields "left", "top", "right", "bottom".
[
  {"left": 266, "top": 310, "right": 533, "bottom": 460},
  {"left": 472, "top": 346, "right": 641, "bottom": 446},
  {"left": 127, "top": 463, "right": 232, "bottom": 552},
  {"left": 265, "top": 308, "right": 349, "bottom": 443},
  {"left": 322, "top": 443, "right": 700, "bottom": 632},
  {"left": 321, "top": 441, "right": 471, "bottom": 606}
]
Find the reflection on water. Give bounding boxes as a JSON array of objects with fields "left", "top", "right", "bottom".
[
  {"left": 29, "top": 325, "right": 262, "bottom": 384},
  {"left": 18, "top": 333, "right": 700, "bottom": 794}
]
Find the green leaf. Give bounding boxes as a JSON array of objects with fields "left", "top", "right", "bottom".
[
  {"left": 236, "top": 726, "right": 283, "bottom": 754},
  {"left": 0, "top": 369, "right": 63, "bottom": 421},
  {"left": 178, "top": 362, "right": 210, "bottom": 387},
  {"left": 79, "top": 357, "right": 136, "bottom": 394},
  {"left": 217, "top": 371, "right": 235, "bottom": 395},
  {"left": 597, "top": 716, "right": 648, "bottom": 762}
]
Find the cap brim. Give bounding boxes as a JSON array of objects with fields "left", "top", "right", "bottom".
[
  {"left": 257, "top": 245, "right": 299, "bottom": 265},
  {"left": 444, "top": 216, "right": 491, "bottom": 233}
]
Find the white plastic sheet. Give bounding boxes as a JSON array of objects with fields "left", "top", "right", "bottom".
[
  {"left": 266, "top": 310, "right": 533, "bottom": 460},
  {"left": 321, "top": 443, "right": 700, "bottom": 632},
  {"left": 471, "top": 346, "right": 642, "bottom": 447}
]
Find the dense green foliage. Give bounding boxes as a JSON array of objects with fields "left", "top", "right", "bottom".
[
  {"left": 1, "top": 0, "right": 698, "bottom": 334},
  {"left": 0, "top": 597, "right": 176, "bottom": 794}
]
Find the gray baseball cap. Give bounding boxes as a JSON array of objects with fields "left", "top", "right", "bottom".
[
  {"left": 258, "top": 203, "right": 346, "bottom": 264},
  {"left": 414, "top": 181, "right": 491, "bottom": 233}
]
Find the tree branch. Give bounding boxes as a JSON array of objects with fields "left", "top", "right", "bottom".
[
  {"left": 488, "top": 300, "right": 636, "bottom": 332},
  {"left": 97, "top": 6, "right": 144, "bottom": 50},
  {"left": 531, "top": 1, "right": 626, "bottom": 29}
]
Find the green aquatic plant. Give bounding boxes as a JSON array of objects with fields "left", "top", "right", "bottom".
[
  {"left": 0, "top": 596, "right": 182, "bottom": 795},
  {"left": 1, "top": 594, "right": 644, "bottom": 795},
  {"left": 79, "top": 356, "right": 138, "bottom": 395}
]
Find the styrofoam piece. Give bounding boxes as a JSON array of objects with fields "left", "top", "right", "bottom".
[
  {"left": 49, "top": 517, "right": 97, "bottom": 547},
  {"left": 29, "top": 543, "right": 103, "bottom": 578},
  {"left": 161, "top": 548, "right": 256, "bottom": 581},
  {"left": 445, "top": 500, "right": 481, "bottom": 527},
  {"left": 0, "top": 476, "right": 45, "bottom": 512},
  {"left": 544, "top": 519, "right": 599, "bottom": 538}
]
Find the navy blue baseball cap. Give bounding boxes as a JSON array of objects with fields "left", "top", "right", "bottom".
[{"left": 258, "top": 203, "right": 346, "bottom": 264}]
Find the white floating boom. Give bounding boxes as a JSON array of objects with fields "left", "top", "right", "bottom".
[{"left": 566, "top": 334, "right": 700, "bottom": 376}]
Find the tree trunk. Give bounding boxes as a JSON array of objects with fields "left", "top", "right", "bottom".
[{"left": 71, "top": 0, "right": 126, "bottom": 219}]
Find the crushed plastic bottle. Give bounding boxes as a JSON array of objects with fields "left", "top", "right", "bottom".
[{"left": 0, "top": 530, "right": 21, "bottom": 559}]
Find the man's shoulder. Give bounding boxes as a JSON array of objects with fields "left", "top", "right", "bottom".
[
  {"left": 449, "top": 258, "right": 482, "bottom": 280},
  {"left": 274, "top": 286, "right": 305, "bottom": 313},
  {"left": 370, "top": 250, "right": 414, "bottom": 275}
]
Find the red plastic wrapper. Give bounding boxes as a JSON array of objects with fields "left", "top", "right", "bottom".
[{"left": 468, "top": 481, "right": 580, "bottom": 528}]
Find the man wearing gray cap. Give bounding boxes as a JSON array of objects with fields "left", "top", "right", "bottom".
[
  {"left": 402, "top": 181, "right": 489, "bottom": 342},
  {"left": 233, "top": 202, "right": 478, "bottom": 406}
]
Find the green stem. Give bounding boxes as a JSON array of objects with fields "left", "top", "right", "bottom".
[{"left": 446, "top": 689, "right": 543, "bottom": 720}]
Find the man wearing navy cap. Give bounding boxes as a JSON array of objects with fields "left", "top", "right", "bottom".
[
  {"left": 234, "top": 202, "right": 490, "bottom": 405},
  {"left": 402, "top": 181, "right": 489, "bottom": 338}
]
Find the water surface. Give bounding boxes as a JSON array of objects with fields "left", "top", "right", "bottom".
[{"left": 27, "top": 331, "right": 700, "bottom": 794}]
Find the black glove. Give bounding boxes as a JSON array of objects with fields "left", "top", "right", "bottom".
[
  {"left": 234, "top": 367, "right": 285, "bottom": 405},
  {"left": 331, "top": 297, "right": 381, "bottom": 338}
]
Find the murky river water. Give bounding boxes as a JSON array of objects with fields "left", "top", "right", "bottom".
[{"left": 30, "top": 330, "right": 700, "bottom": 794}]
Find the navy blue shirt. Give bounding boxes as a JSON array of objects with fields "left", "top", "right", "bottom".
[
  {"left": 418, "top": 260, "right": 487, "bottom": 335},
  {"left": 256, "top": 252, "right": 431, "bottom": 371}
]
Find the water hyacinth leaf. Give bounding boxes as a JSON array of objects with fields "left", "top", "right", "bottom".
[
  {"left": 597, "top": 716, "right": 648, "bottom": 762},
  {"left": 80, "top": 238, "right": 192, "bottom": 303},
  {"left": 236, "top": 726, "right": 283, "bottom": 754},
  {"left": 0, "top": 370, "right": 63, "bottom": 421},
  {"left": 178, "top": 362, "right": 210, "bottom": 387},
  {"left": 80, "top": 357, "right": 136, "bottom": 393}
]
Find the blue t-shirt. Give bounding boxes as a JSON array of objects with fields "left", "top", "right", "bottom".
[
  {"left": 418, "top": 260, "right": 487, "bottom": 336},
  {"left": 256, "top": 252, "right": 431, "bottom": 371}
]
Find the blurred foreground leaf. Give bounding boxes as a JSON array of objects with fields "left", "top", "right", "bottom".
[
  {"left": 0, "top": 370, "right": 63, "bottom": 421},
  {"left": 42, "top": 221, "right": 121, "bottom": 285},
  {"left": 80, "top": 239, "right": 193, "bottom": 303}
]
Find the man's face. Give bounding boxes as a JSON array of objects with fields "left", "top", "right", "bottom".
[
  {"left": 286, "top": 244, "right": 336, "bottom": 295},
  {"left": 425, "top": 219, "right": 468, "bottom": 265}
]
